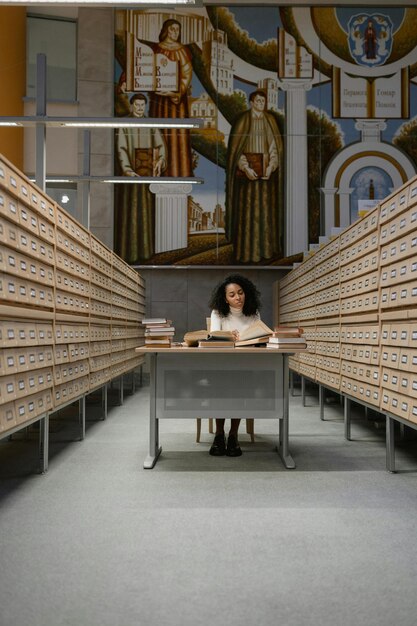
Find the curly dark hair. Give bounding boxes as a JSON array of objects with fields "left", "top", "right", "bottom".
[{"left": 209, "top": 274, "right": 261, "bottom": 317}]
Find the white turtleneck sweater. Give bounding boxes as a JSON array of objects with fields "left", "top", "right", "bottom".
[{"left": 210, "top": 307, "right": 260, "bottom": 334}]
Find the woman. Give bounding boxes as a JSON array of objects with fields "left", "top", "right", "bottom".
[
  {"left": 149, "top": 19, "right": 193, "bottom": 177},
  {"left": 208, "top": 274, "right": 261, "bottom": 457}
]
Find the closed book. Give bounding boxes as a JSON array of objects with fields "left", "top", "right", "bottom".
[
  {"left": 145, "top": 328, "right": 175, "bottom": 334},
  {"left": 135, "top": 148, "right": 153, "bottom": 176},
  {"left": 268, "top": 336, "right": 306, "bottom": 344},
  {"left": 272, "top": 326, "right": 304, "bottom": 338},
  {"left": 141, "top": 317, "right": 168, "bottom": 325},
  {"left": 266, "top": 343, "right": 306, "bottom": 349},
  {"left": 145, "top": 338, "right": 170, "bottom": 345},
  {"left": 198, "top": 340, "right": 235, "bottom": 348},
  {"left": 236, "top": 152, "right": 264, "bottom": 178}
]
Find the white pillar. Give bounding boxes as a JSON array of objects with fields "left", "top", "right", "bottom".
[
  {"left": 320, "top": 187, "right": 338, "bottom": 237},
  {"left": 149, "top": 183, "right": 192, "bottom": 254},
  {"left": 280, "top": 80, "right": 311, "bottom": 257},
  {"left": 355, "top": 119, "right": 387, "bottom": 142},
  {"left": 338, "top": 187, "right": 354, "bottom": 228}
]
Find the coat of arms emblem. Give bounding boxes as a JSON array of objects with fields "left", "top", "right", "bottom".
[{"left": 347, "top": 13, "right": 393, "bottom": 67}]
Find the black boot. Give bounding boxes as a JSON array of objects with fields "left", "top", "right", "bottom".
[
  {"left": 209, "top": 433, "right": 226, "bottom": 456},
  {"left": 226, "top": 433, "right": 242, "bottom": 457}
]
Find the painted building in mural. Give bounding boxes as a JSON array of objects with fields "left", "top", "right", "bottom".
[
  {"left": 114, "top": 6, "right": 417, "bottom": 267},
  {"left": 189, "top": 92, "right": 217, "bottom": 129}
]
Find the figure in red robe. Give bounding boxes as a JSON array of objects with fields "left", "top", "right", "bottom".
[{"left": 149, "top": 19, "right": 193, "bottom": 177}]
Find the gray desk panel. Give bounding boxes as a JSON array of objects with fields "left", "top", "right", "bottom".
[{"left": 155, "top": 352, "right": 284, "bottom": 419}]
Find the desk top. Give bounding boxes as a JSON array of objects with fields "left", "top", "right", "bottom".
[{"left": 135, "top": 346, "right": 306, "bottom": 354}]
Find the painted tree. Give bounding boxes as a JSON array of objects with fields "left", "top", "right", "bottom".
[
  {"left": 307, "top": 108, "right": 343, "bottom": 242},
  {"left": 393, "top": 118, "right": 417, "bottom": 170}
]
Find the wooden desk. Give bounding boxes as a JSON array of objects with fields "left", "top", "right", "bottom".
[{"left": 136, "top": 346, "right": 305, "bottom": 469}]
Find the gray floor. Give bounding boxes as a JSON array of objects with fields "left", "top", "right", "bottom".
[{"left": 1, "top": 381, "right": 417, "bottom": 626}]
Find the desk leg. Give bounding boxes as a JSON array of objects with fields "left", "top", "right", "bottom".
[
  {"left": 344, "top": 396, "right": 351, "bottom": 441},
  {"left": 39, "top": 414, "right": 49, "bottom": 474},
  {"left": 319, "top": 384, "right": 324, "bottom": 421},
  {"left": 144, "top": 353, "right": 162, "bottom": 469},
  {"left": 79, "top": 396, "right": 86, "bottom": 441},
  {"left": 386, "top": 415, "right": 396, "bottom": 473},
  {"left": 276, "top": 354, "right": 296, "bottom": 469},
  {"left": 301, "top": 375, "right": 306, "bottom": 407},
  {"left": 102, "top": 384, "right": 108, "bottom": 420}
]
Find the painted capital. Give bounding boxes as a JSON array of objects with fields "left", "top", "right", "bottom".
[{"left": 149, "top": 183, "right": 193, "bottom": 195}]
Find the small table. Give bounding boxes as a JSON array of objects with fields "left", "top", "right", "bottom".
[{"left": 135, "top": 346, "right": 305, "bottom": 469}]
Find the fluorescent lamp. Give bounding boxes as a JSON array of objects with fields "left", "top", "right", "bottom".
[
  {"left": 29, "top": 178, "right": 75, "bottom": 183},
  {"left": 62, "top": 120, "right": 201, "bottom": 129},
  {"left": 100, "top": 177, "right": 203, "bottom": 184},
  {"left": 2, "top": 1, "right": 198, "bottom": 5},
  {"left": 29, "top": 175, "right": 204, "bottom": 185},
  {"left": 0, "top": 116, "right": 204, "bottom": 129}
]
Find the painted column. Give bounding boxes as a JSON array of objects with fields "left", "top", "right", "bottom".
[
  {"left": 320, "top": 187, "right": 338, "bottom": 236},
  {"left": 355, "top": 119, "right": 387, "bottom": 142},
  {"left": 150, "top": 183, "right": 192, "bottom": 253},
  {"left": 338, "top": 187, "right": 354, "bottom": 228},
  {"left": 280, "top": 80, "right": 311, "bottom": 256}
]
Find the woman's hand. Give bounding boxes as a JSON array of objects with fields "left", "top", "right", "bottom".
[{"left": 232, "top": 329, "right": 240, "bottom": 341}]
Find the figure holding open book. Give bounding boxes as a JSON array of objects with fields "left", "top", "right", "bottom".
[
  {"left": 208, "top": 274, "right": 262, "bottom": 457},
  {"left": 115, "top": 93, "right": 167, "bottom": 262},
  {"left": 225, "top": 90, "right": 283, "bottom": 263},
  {"left": 148, "top": 19, "right": 193, "bottom": 177}
]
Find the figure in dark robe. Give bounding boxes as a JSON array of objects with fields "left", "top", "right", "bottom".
[
  {"left": 114, "top": 93, "right": 167, "bottom": 263},
  {"left": 225, "top": 90, "right": 284, "bottom": 263}
]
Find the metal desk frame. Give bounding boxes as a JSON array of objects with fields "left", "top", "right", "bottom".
[{"left": 137, "top": 347, "right": 301, "bottom": 470}]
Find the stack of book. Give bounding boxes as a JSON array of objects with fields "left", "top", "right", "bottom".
[
  {"left": 266, "top": 326, "right": 307, "bottom": 350},
  {"left": 142, "top": 317, "right": 175, "bottom": 348},
  {"left": 198, "top": 331, "right": 235, "bottom": 348}
]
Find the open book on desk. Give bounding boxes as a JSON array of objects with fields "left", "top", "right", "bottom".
[
  {"left": 234, "top": 320, "right": 273, "bottom": 347},
  {"left": 207, "top": 330, "right": 235, "bottom": 341},
  {"left": 235, "top": 335, "right": 271, "bottom": 347},
  {"left": 198, "top": 329, "right": 236, "bottom": 348}
]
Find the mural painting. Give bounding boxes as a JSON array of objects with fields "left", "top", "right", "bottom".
[{"left": 113, "top": 6, "right": 417, "bottom": 266}]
